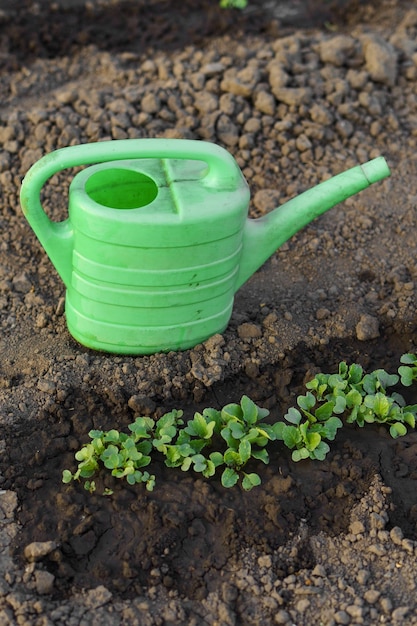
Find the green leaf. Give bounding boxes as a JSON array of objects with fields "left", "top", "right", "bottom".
[
  {"left": 398, "top": 365, "right": 415, "bottom": 387},
  {"left": 314, "top": 401, "right": 335, "bottom": 421},
  {"left": 338, "top": 362, "right": 348, "bottom": 377},
  {"left": 292, "top": 447, "right": 309, "bottom": 462},
  {"left": 403, "top": 412, "right": 416, "bottom": 428},
  {"left": 285, "top": 407, "right": 302, "bottom": 425},
  {"left": 364, "top": 393, "right": 391, "bottom": 419},
  {"left": 128, "top": 417, "right": 154, "bottom": 438},
  {"left": 184, "top": 413, "right": 206, "bottom": 438},
  {"left": 221, "top": 403, "right": 242, "bottom": 422},
  {"left": 375, "top": 370, "right": 398, "bottom": 391},
  {"left": 78, "top": 461, "right": 98, "bottom": 478},
  {"left": 238, "top": 439, "right": 251, "bottom": 464},
  {"left": 400, "top": 353, "right": 417, "bottom": 365},
  {"left": 181, "top": 456, "right": 193, "bottom": 471},
  {"left": 229, "top": 421, "right": 245, "bottom": 439},
  {"left": 202, "top": 460, "right": 216, "bottom": 478},
  {"left": 348, "top": 363, "right": 363, "bottom": 384},
  {"left": 311, "top": 441, "right": 330, "bottom": 460},
  {"left": 333, "top": 395, "right": 347, "bottom": 414},
  {"left": 209, "top": 451, "right": 225, "bottom": 467},
  {"left": 88, "top": 429, "right": 104, "bottom": 439},
  {"left": 62, "top": 469, "right": 73, "bottom": 484},
  {"left": 220, "top": 426, "right": 235, "bottom": 448},
  {"left": 345, "top": 388, "right": 363, "bottom": 407},
  {"left": 224, "top": 448, "right": 242, "bottom": 468},
  {"left": 328, "top": 374, "right": 347, "bottom": 391},
  {"left": 305, "top": 431, "right": 321, "bottom": 451},
  {"left": 297, "top": 392, "right": 316, "bottom": 412},
  {"left": 240, "top": 395, "right": 259, "bottom": 425},
  {"left": 101, "top": 445, "right": 122, "bottom": 470},
  {"left": 84, "top": 480, "right": 96, "bottom": 493},
  {"left": 282, "top": 425, "right": 302, "bottom": 449},
  {"left": 251, "top": 448, "right": 269, "bottom": 464},
  {"left": 389, "top": 422, "right": 407, "bottom": 438},
  {"left": 103, "top": 429, "right": 120, "bottom": 443},
  {"left": 221, "top": 467, "right": 239, "bottom": 488},
  {"left": 271, "top": 422, "right": 286, "bottom": 439},
  {"left": 191, "top": 454, "right": 207, "bottom": 473},
  {"left": 322, "top": 416, "right": 343, "bottom": 440},
  {"left": 242, "top": 473, "right": 261, "bottom": 491}
]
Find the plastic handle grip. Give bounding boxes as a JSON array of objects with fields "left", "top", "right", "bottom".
[{"left": 19, "top": 139, "right": 241, "bottom": 287}]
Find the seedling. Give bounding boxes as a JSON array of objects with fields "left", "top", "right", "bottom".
[
  {"left": 219, "top": 0, "right": 248, "bottom": 8},
  {"left": 63, "top": 355, "right": 417, "bottom": 493},
  {"left": 398, "top": 353, "right": 417, "bottom": 387},
  {"left": 63, "top": 396, "right": 275, "bottom": 492}
]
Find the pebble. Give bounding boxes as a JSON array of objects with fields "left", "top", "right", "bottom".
[
  {"left": 361, "top": 34, "right": 398, "bottom": 86},
  {"left": 237, "top": 322, "right": 262, "bottom": 340},
  {"left": 318, "top": 35, "right": 357, "bottom": 66},
  {"left": 355, "top": 314, "right": 380, "bottom": 341},
  {"left": 34, "top": 570, "right": 55, "bottom": 595},
  {"left": 24, "top": 541, "right": 58, "bottom": 562}
]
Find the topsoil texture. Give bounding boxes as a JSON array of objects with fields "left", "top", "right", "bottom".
[{"left": 1, "top": 0, "right": 417, "bottom": 624}]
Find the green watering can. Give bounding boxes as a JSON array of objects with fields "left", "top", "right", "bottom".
[{"left": 20, "top": 139, "right": 390, "bottom": 354}]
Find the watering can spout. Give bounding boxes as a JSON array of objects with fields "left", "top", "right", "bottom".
[{"left": 236, "top": 156, "right": 391, "bottom": 290}]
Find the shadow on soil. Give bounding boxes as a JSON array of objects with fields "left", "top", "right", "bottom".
[
  {"left": 2, "top": 327, "right": 417, "bottom": 600},
  {"left": 3, "top": 0, "right": 376, "bottom": 71}
]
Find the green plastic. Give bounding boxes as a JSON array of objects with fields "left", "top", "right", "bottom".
[{"left": 20, "top": 139, "right": 391, "bottom": 354}]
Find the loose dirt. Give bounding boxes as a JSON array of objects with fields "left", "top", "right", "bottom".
[{"left": 1, "top": 0, "right": 417, "bottom": 624}]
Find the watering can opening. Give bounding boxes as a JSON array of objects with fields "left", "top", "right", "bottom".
[{"left": 85, "top": 167, "right": 159, "bottom": 210}]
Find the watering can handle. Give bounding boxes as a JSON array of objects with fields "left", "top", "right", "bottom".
[{"left": 20, "top": 139, "right": 241, "bottom": 287}]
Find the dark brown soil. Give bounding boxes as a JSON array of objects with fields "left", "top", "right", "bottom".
[{"left": 1, "top": 0, "right": 417, "bottom": 624}]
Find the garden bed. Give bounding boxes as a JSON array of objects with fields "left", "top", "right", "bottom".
[{"left": 1, "top": 0, "right": 417, "bottom": 624}]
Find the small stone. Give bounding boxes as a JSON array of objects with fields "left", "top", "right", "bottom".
[
  {"left": 295, "top": 598, "right": 310, "bottom": 613},
  {"left": 389, "top": 526, "right": 404, "bottom": 545},
  {"left": 311, "top": 564, "right": 326, "bottom": 577},
  {"left": 319, "top": 35, "right": 357, "bottom": 66},
  {"left": 295, "top": 134, "right": 312, "bottom": 152},
  {"left": 316, "top": 308, "right": 330, "bottom": 320},
  {"left": 0, "top": 491, "right": 18, "bottom": 519},
  {"left": 254, "top": 90, "right": 276, "bottom": 115},
  {"left": 253, "top": 189, "right": 281, "bottom": 214},
  {"left": 349, "top": 520, "right": 365, "bottom": 535},
  {"left": 274, "top": 609, "right": 291, "bottom": 624},
  {"left": 368, "top": 543, "right": 386, "bottom": 556},
  {"left": 194, "top": 91, "right": 218, "bottom": 114},
  {"left": 356, "top": 569, "right": 370, "bottom": 585},
  {"left": 310, "top": 102, "right": 334, "bottom": 125},
  {"left": 201, "top": 62, "right": 226, "bottom": 76},
  {"left": 370, "top": 512, "right": 386, "bottom": 530},
  {"left": 12, "top": 272, "right": 31, "bottom": 293},
  {"left": 141, "top": 93, "right": 160, "bottom": 114},
  {"left": 380, "top": 596, "right": 393, "bottom": 613},
  {"left": 364, "top": 589, "right": 381, "bottom": 604},
  {"left": 361, "top": 34, "right": 398, "bottom": 86},
  {"left": 355, "top": 314, "right": 380, "bottom": 341},
  {"left": 34, "top": 570, "right": 55, "bottom": 595},
  {"left": 24, "top": 541, "right": 58, "bottom": 562},
  {"left": 401, "top": 538, "right": 415, "bottom": 553},
  {"left": 334, "top": 610, "right": 350, "bottom": 624},
  {"left": 392, "top": 606, "right": 410, "bottom": 622},
  {"left": 55, "top": 297, "right": 65, "bottom": 316},
  {"left": 37, "top": 379, "right": 56, "bottom": 394},
  {"left": 258, "top": 555, "right": 272, "bottom": 568},
  {"left": 274, "top": 87, "right": 312, "bottom": 106},
  {"left": 84, "top": 585, "right": 112, "bottom": 609},
  {"left": 237, "top": 322, "right": 262, "bottom": 340}
]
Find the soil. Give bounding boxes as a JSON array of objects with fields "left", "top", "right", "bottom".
[{"left": 1, "top": 0, "right": 417, "bottom": 624}]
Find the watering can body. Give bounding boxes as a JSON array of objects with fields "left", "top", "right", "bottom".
[{"left": 20, "top": 139, "right": 390, "bottom": 354}]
